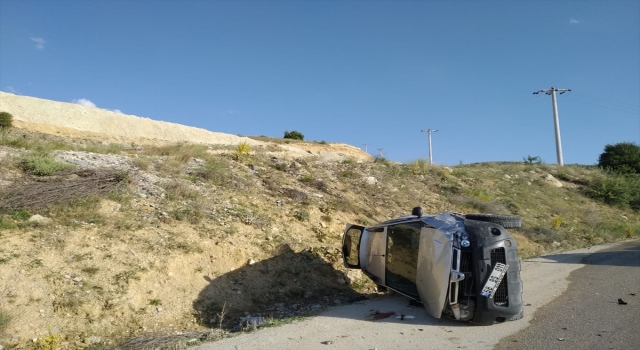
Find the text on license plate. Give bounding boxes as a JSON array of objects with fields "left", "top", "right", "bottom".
[{"left": 480, "top": 262, "right": 508, "bottom": 298}]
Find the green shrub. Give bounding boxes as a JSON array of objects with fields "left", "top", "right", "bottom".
[
  {"left": 19, "top": 153, "right": 75, "bottom": 175},
  {"left": 598, "top": 142, "right": 640, "bottom": 174},
  {"left": 0, "top": 111, "right": 13, "bottom": 133},
  {"left": 294, "top": 210, "right": 310, "bottom": 221},
  {"left": 587, "top": 176, "right": 633, "bottom": 207},
  {"left": 283, "top": 130, "right": 304, "bottom": 140}
]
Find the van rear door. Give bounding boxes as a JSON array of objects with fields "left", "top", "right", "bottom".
[{"left": 342, "top": 224, "right": 365, "bottom": 269}]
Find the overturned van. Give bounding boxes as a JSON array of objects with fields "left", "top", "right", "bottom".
[{"left": 341, "top": 208, "right": 524, "bottom": 325}]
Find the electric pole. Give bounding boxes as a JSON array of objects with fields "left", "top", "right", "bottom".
[
  {"left": 533, "top": 87, "right": 570, "bottom": 166},
  {"left": 376, "top": 148, "right": 384, "bottom": 158},
  {"left": 421, "top": 129, "right": 438, "bottom": 165},
  {"left": 362, "top": 144, "right": 370, "bottom": 154}
]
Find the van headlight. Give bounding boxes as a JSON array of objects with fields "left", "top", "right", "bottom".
[{"left": 461, "top": 239, "right": 470, "bottom": 248}]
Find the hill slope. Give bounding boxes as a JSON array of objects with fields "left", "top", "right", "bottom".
[{"left": 0, "top": 95, "right": 638, "bottom": 349}]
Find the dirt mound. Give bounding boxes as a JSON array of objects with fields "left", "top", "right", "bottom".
[{"left": 0, "top": 92, "right": 373, "bottom": 162}]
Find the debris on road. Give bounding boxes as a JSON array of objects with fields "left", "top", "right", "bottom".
[
  {"left": 367, "top": 310, "right": 396, "bottom": 321},
  {"left": 617, "top": 298, "right": 628, "bottom": 305},
  {"left": 395, "top": 314, "right": 416, "bottom": 320}
]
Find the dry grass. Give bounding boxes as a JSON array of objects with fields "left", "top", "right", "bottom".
[{"left": 0, "top": 129, "right": 638, "bottom": 349}]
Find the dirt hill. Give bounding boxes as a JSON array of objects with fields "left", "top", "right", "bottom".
[
  {"left": 0, "top": 93, "right": 638, "bottom": 350},
  {"left": 0, "top": 92, "right": 373, "bottom": 163}
]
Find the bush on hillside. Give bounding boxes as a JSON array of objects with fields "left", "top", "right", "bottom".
[
  {"left": 19, "top": 153, "right": 76, "bottom": 176},
  {"left": 283, "top": 130, "right": 304, "bottom": 140},
  {"left": 598, "top": 142, "right": 640, "bottom": 174},
  {"left": 0, "top": 111, "right": 13, "bottom": 133}
]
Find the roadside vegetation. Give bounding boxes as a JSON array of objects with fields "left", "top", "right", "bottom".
[{"left": 0, "top": 127, "right": 638, "bottom": 349}]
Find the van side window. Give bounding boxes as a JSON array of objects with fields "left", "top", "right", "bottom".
[{"left": 385, "top": 221, "right": 423, "bottom": 297}]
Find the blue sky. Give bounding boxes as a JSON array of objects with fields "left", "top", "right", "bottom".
[{"left": 1, "top": 0, "right": 639, "bottom": 165}]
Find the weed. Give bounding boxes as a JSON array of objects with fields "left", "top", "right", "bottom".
[
  {"left": 27, "top": 258, "right": 43, "bottom": 269},
  {"left": 337, "top": 170, "right": 359, "bottom": 180},
  {"left": 299, "top": 174, "right": 313, "bottom": 183},
  {"left": 148, "top": 299, "right": 162, "bottom": 306},
  {"left": 235, "top": 141, "right": 252, "bottom": 161},
  {"left": 217, "top": 301, "right": 228, "bottom": 329},
  {"left": 166, "top": 238, "right": 204, "bottom": 253},
  {"left": 374, "top": 157, "right": 389, "bottom": 164},
  {"left": 551, "top": 216, "right": 563, "bottom": 229},
  {"left": 162, "top": 181, "right": 199, "bottom": 201},
  {"left": 11, "top": 209, "right": 31, "bottom": 221},
  {"left": 113, "top": 269, "right": 142, "bottom": 288},
  {"left": 169, "top": 205, "right": 204, "bottom": 224},
  {"left": 0, "top": 308, "right": 10, "bottom": 333},
  {"left": 293, "top": 210, "right": 310, "bottom": 221},
  {"left": 341, "top": 158, "right": 355, "bottom": 164},
  {"left": 36, "top": 328, "right": 62, "bottom": 350},
  {"left": 0, "top": 217, "right": 16, "bottom": 230},
  {"left": 410, "top": 159, "right": 428, "bottom": 175},
  {"left": 82, "top": 266, "right": 100, "bottom": 276},
  {"left": 132, "top": 156, "right": 153, "bottom": 170},
  {"left": 0, "top": 252, "right": 19, "bottom": 264},
  {"left": 19, "top": 152, "right": 76, "bottom": 176}
]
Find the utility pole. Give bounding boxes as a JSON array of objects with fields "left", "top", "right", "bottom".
[
  {"left": 533, "top": 87, "right": 571, "bottom": 166},
  {"left": 421, "top": 129, "right": 438, "bottom": 165},
  {"left": 376, "top": 148, "right": 384, "bottom": 158},
  {"left": 362, "top": 143, "right": 370, "bottom": 154}
]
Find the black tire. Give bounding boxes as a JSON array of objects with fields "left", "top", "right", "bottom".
[
  {"left": 509, "top": 309, "right": 524, "bottom": 321},
  {"left": 465, "top": 213, "right": 522, "bottom": 228}
]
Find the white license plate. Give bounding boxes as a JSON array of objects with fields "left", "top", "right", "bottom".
[{"left": 480, "top": 262, "right": 508, "bottom": 298}]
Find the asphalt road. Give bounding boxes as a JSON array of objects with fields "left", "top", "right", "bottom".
[
  {"left": 190, "top": 241, "right": 639, "bottom": 350},
  {"left": 494, "top": 240, "right": 640, "bottom": 350}
]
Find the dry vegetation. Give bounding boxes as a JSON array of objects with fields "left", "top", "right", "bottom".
[{"left": 0, "top": 128, "right": 638, "bottom": 349}]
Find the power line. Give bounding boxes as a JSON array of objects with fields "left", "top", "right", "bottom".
[
  {"left": 563, "top": 93, "right": 640, "bottom": 115},
  {"left": 569, "top": 91, "right": 640, "bottom": 109},
  {"left": 362, "top": 143, "right": 370, "bottom": 154},
  {"left": 534, "top": 87, "right": 570, "bottom": 166}
]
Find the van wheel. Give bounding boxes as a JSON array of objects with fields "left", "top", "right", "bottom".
[{"left": 465, "top": 214, "right": 522, "bottom": 228}]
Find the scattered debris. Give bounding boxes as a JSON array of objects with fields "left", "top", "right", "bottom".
[
  {"left": 618, "top": 298, "right": 628, "bottom": 305},
  {"left": 557, "top": 338, "right": 566, "bottom": 341},
  {"left": 395, "top": 314, "right": 415, "bottom": 320},
  {"left": 367, "top": 310, "right": 396, "bottom": 321},
  {"left": 321, "top": 340, "right": 334, "bottom": 345}
]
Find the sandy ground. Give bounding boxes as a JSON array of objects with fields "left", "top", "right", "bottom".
[
  {"left": 190, "top": 242, "right": 624, "bottom": 350},
  {"left": 0, "top": 92, "right": 372, "bottom": 161}
]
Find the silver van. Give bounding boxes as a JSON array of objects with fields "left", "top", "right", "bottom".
[{"left": 341, "top": 207, "right": 524, "bottom": 325}]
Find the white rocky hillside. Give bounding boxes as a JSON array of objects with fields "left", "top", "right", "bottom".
[{"left": 0, "top": 92, "right": 372, "bottom": 162}]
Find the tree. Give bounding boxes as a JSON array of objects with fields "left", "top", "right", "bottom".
[
  {"left": 0, "top": 111, "right": 13, "bottom": 133},
  {"left": 598, "top": 142, "right": 640, "bottom": 174},
  {"left": 283, "top": 130, "right": 304, "bottom": 140}
]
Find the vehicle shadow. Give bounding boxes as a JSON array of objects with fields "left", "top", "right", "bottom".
[
  {"left": 523, "top": 241, "right": 640, "bottom": 267},
  {"left": 192, "top": 244, "right": 361, "bottom": 329}
]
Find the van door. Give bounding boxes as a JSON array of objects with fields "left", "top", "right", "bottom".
[{"left": 342, "top": 224, "right": 365, "bottom": 269}]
